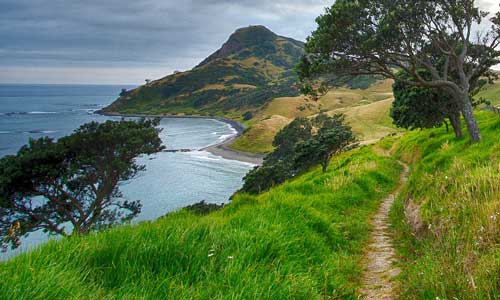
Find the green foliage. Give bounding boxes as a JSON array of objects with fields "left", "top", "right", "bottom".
[
  {"left": 390, "top": 112, "right": 500, "bottom": 299},
  {"left": 391, "top": 81, "right": 449, "bottom": 130},
  {"left": 183, "top": 201, "right": 224, "bottom": 216},
  {"left": 241, "top": 114, "right": 355, "bottom": 193},
  {"left": 241, "top": 111, "right": 253, "bottom": 121},
  {"left": 390, "top": 71, "right": 461, "bottom": 135},
  {"left": 295, "top": 115, "right": 356, "bottom": 173},
  {"left": 0, "top": 146, "right": 402, "bottom": 300},
  {"left": 0, "top": 119, "right": 164, "bottom": 250},
  {"left": 240, "top": 117, "right": 313, "bottom": 194}
]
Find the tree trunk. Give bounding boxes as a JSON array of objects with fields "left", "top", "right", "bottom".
[
  {"left": 461, "top": 94, "right": 482, "bottom": 142},
  {"left": 443, "top": 119, "right": 449, "bottom": 132},
  {"left": 447, "top": 112, "right": 463, "bottom": 138}
]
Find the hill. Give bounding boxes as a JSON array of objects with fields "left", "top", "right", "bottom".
[
  {"left": 102, "top": 26, "right": 305, "bottom": 117},
  {"left": 230, "top": 79, "right": 399, "bottom": 153}
]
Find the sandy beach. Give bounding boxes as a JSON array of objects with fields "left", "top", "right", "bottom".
[{"left": 98, "top": 111, "right": 265, "bottom": 165}]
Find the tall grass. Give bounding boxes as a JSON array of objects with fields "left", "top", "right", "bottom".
[
  {"left": 0, "top": 146, "right": 401, "bottom": 300},
  {"left": 390, "top": 112, "right": 500, "bottom": 299}
]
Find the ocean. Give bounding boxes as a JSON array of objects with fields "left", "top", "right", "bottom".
[{"left": 0, "top": 84, "right": 253, "bottom": 259}]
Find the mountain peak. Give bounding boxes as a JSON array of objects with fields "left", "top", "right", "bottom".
[
  {"left": 104, "top": 25, "right": 305, "bottom": 116},
  {"left": 230, "top": 25, "right": 276, "bottom": 40},
  {"left": 197, "top": 25, "right": 278, "bottom": 67}
]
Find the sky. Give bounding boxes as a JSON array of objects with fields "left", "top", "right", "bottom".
[{"left": 0, "top": 0, "right": 498, "bottom": 85}]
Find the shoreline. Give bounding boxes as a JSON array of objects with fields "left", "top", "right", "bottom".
[{"left": 97, "top": 111, "right": 265, "bottom": 165}]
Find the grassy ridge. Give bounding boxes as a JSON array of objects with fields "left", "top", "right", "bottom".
[
  {"left": 230, "top": 79, "right": 398, "bottom": 153},
  {"left": 389, "top": 112, "right": 500, "bottom": 299},
  {"left": 0, "top": 146, "right": 401, "bottom": 300}
]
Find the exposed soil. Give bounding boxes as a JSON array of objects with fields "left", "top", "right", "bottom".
[{"left": 359, "top": 162, "right": 409, "bottom": 300}]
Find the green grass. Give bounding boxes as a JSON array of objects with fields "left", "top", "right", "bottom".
[
  {"left": 0, "top": 146, "right": 401, "bottom": 300},
  {"left": 389, "top": 112, "right": 500, "bottom": 299}
]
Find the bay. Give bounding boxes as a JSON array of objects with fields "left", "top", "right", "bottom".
[{"left": 0, "top": 84, "right": 253, "bottom": 259}]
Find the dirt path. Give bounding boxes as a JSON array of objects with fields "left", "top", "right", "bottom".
[{"left": 359, "top": 162, "right": 409, "bottom": 300}]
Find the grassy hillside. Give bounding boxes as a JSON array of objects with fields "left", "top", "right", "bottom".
[
  {"left": 476, "top": 80, "right": 500, "bottom": 106},
  {"left": 0, "top": 146, "right": 402, "bottom": 300},
  {"left": 230, "top": 79, "right": 398, "bottom": 153},
  {"left": 388, "top": 112, "right": 500, "bottom": 299},
  {"left": 102, "top": 26, "right": 304, "bottom": 117},
  {"left": 331, "top": 98, "right": 399, "bottom": 144}
]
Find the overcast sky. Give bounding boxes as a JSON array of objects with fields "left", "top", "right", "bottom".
[{"left": 0, "top": 0, "right": 498, "bottom": 85}]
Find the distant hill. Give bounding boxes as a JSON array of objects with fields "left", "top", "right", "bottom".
[{"left": 102, "top": 25, "right": 305, "bottom": 117}]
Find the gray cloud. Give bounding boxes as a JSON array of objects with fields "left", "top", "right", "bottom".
[
  {"left": 0, "top": 0, "right": 330, "bottom": 83},
  {"left": 0, "top": 0, "right": 497, "bottom": 84}
]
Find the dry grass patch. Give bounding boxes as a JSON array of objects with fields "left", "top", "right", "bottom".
[
  {"left": 232, "top": 84, "right": 257, "bottom": 90},
  {"left": 196, "top": 84, "right": 226, "bottom": 92},
  {"left": 258, "top": 96, "right": 320, "bottom": 120},
  {"left": 230, "top": 115, "right": 291, "bottom": 153},
  {"left": 319, "top": 79, "right": 394, "bottom": 111},
  {"left": 329, "top": 98, "right": 399, "bottom": 143}
]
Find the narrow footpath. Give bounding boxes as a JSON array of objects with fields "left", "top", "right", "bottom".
[{"left": 359, "top": 162, "right": 409, "bottom": 300}]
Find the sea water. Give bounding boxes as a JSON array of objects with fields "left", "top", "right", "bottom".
[{"left": 0, "top": 84, "right": 253, "bottom": 259}]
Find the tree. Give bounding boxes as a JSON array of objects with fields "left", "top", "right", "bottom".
[
  {"left": 240, "top": 114, "right": 355, "bottom": 194},
  {"left": 242, "top": 111, "right": 253, "bottom": 121},
  {"left": 0, "top": 119, "right": 164, "bottom": 250},
  {"left": 240, "top": 118, "right": 313, "bottom": 194},
  {"left": 295, "top": 114, "right": 355, "bottom": 173},
  {"left": 391, "top": 71, "right": 463, "bottom": 137},
  {"left": 240, "top": 162, "right": 289, "bottom": 194},
  {"left": 267, "top": 117, "right": 313, "bottom": 165},
  {"left": 299, "top": 0, "right": 500, "bottom": 142}
]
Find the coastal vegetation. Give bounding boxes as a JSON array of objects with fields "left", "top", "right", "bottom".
[
  {"left": 241, "top": 113, "right": 355, "bottom": 194},
  {"left": 299, "top": 0, "right": 500, "bottom": 142},
  {"left": 0, "top": 119, "right": 163, "bottom": 250},
  {"left": 0, "top": 144, "right": 402, "bottom": 299}
]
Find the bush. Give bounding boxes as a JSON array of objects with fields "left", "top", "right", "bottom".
[
  {"left": 240, "top": 114, "right": 355, "bottom": 194},
  {"left": 242, "top": 111, "right": 253, "bottom": 121}
]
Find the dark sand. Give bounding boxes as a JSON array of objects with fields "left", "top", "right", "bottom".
[{"left": 98, "top": 112, "right": 265, "bottom": 165}]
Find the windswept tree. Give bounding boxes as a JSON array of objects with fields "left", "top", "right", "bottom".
[
  {"left": 299, "top": 0, "right": 500, "bottom": 142},
  {"left": 0, "top": 119, "right": 164, "bottom": 250},
  {"left": 295, "top": 114, "right": 355, "bottom": 173},
  {"left": 241, "top": 118, "right": 313, "bottom": 194},
  {"left": 241, "top": 114, "right": 355, "bottom": 193}
]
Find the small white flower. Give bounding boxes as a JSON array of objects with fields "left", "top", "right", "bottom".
[
  {"left": 227, "top": 256, "right": 234, "bottom": 259},
  {"left": 208, "top": 253, "right": 214, "bottom": 257}
]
